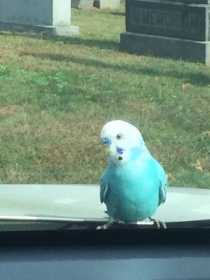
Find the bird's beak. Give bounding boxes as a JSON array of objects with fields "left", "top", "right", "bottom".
[{"left": 101, "top": 137, "right": 111, "bottom": 146}]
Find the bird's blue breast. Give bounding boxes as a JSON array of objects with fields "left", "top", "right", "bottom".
[{"left": 103, "top": 157, "right": 163, "bottom": 222}]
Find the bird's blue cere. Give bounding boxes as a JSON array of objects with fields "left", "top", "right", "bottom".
[{"left": 101, "top": 137, "right": 111, "bottom": 145}]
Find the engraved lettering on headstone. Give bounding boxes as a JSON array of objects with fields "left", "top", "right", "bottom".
[
  {"left": 129, "top": 6, "right": 202, "bottom": 35},
  {"left": 208, "top": 9, "right": 210, "bottom": 39},
  {"left": 183, "top": 13, "right": 202, "bottom": 34}
]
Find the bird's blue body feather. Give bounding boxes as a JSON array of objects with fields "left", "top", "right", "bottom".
[{"left": 100, "top": 152, "right": 167, "bottom": 222}]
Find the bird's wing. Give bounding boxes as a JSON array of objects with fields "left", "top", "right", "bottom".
[
  {"left": 156, "top": 161, "right": 168, "bottom": 205},
  {"left": 159, "top": 165, "right": 168, "bottom": 205},
  {"left": 100, "top": 175, "right": 110, "bottom": 203},
  {"left": 159, "top": 178, "right": 167, "bottom": 205}
]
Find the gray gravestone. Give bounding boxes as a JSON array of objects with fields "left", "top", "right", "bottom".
[
  {"left": 94, "top": 0, "right": 121, "bottom": 9},
  {"left": 72, "top": 0, "right": 93, "bottom": 9},
  {"left": 0, "top": 0, "right": 79, "bottom": 36},
  {"left": 120, "top": 0, "right": 210, "bottom": 64}
]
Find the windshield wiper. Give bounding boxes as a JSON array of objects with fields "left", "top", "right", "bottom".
[
  {"left": 0, "top": 215, "right": 209, "bottom": 231},
  {"left": 0, "top": 215, "right": 106, "bottom": 231}
]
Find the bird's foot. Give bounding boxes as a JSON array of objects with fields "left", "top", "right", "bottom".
[
  {"left": 149, "top": 217, "right": 167, "bottom": 229},
  {"left": 96, "top": 219, "right": 124, "bottom": 230},
  {"left": 96, "top": 220, "right": 115, "bottom": 230}
]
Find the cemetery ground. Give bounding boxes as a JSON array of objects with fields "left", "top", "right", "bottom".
[{"left": 0, "top": 7, "right": 209, "bottom": 187}]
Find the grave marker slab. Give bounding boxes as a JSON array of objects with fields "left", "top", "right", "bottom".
[
  {"left": 0, "top": 0, "right": 79, "bottom": 36},
  {"left": 94, "top": 0, "right": 121, "bottom": 9},
  {"left": 72, "top": 0, "right": 93, "bottom": 9},
  {"left": 120, "top": 0, "right": 210, "bottom": 64}
]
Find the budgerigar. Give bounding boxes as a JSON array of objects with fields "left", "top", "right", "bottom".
[{"left": 99, "top": 120, "right": 167, "bottom": 229}]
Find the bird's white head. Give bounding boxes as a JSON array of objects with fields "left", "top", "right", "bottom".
[{"left": 100, "top": 120, "right": 148, "bottom": 165}]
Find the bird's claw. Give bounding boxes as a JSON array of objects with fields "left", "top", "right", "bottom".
[
  {"left": 96, "top": 221, "right": 115, "bottom": 230},
  {"left": 149, "top": 218, "right": 167, "bottom": 229},
  {"left": 96, "top": 219, "right": 167, "bottom": 230},
  {"left": 96, "top": 224, "right": 110, "bottom": 230}
]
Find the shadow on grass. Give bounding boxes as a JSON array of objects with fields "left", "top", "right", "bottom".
[
  {"left": 111, "top": 11, "right": 125, "bottom": 16},
  {"left": 0, "top": 31, "right": 119, "bottom": 51},
  {"left": 46, "top": 36, "right": 119, "bottom": 51},
  {"left": 22, "top": 52, "right": 210, "bottom": 86}
]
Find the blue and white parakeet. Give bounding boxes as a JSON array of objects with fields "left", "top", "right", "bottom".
[{"left": 99, "top": 120, "right": 167, "bottom": 228}]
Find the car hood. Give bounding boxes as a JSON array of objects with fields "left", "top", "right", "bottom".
[{"left": 0, "top": 184, "right": 209, "bottom": 222}]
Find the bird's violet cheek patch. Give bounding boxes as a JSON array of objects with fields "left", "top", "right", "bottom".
[{"left": 116, "top": 147, "right": 124, "bottom": 155}]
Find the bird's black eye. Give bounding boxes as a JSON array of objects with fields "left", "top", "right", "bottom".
[{"left": 116, "top": 134, "right": 122, "bottom": 140}]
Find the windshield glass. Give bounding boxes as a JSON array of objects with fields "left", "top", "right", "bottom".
[{"left": 0, "top": 0, "right": 210, "bottom": 230}]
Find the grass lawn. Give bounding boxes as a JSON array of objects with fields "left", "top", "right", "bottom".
[{"left": 0, "top": 6, "right": 209, "bottom": 186}]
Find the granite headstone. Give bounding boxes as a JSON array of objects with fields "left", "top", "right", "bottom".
[
  {"left": 0, "top": 0, "right": 79, "bottom": 36},
  {"left": 94, "top": 0, "right": 121, "bottom": 9},
  {"left": 120, "top": 0, "right": 210, "bottom": 64},
  {"left": 72, "top": 0, "right": 93, "bottom": 9}
]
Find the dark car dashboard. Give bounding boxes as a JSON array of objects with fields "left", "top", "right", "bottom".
[{"left": 0, "top": 223, "right": 210, "bottom": 280}]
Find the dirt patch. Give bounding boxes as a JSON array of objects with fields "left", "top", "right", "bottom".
[{"left": 0, "top": 105, "right": 19, "bottom": 116}]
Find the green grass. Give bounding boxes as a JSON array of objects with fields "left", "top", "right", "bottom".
[{"left": 0, "top": 6, "right": 209, "bottom": 186}]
